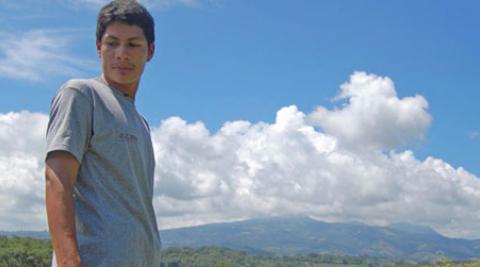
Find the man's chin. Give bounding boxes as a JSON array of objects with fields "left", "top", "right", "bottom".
[{"left": 107, "top": 74, "right": 134, "bottom": 83}]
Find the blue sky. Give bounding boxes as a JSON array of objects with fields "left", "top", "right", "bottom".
[
  {"left": 1, "top": 0, "right": 478, "bottom": 174},
  {"left": 0, "top": 0, "right": 479, "bottom": 238}
]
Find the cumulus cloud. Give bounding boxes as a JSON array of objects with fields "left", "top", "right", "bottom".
[
  {"left": 0, "top": 29, "right": 96, "bottom": 82},
  {"left": 151, "top": 102, "right": 480, "bottom": 239},
  {"left": 0, "top": 111, "right": 48, "bottom": 230},
  {"left": 308, "top": 72, "right": 432, "bottom": 151},
  {"left": 1, "top": 72, "right": 479, "bottom": 239}
]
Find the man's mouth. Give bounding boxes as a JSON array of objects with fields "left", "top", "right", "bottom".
[{"left": 112, "top": 64, "right": 134, "bottom": 71}]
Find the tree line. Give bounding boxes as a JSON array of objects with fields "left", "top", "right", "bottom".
[{"left": 1, "top": 236, "right": 478, "bottom": 267}]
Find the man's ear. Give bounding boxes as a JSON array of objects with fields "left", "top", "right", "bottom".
[
  {"left": 147, "top": 42, "right": 155, "bottom": 62},
  {"left": 96, "top": 40, "right": 101, "bottom": 58}
]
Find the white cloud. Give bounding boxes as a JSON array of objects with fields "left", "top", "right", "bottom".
[
  {"left": 308, "top": 72, "right": 432, "bottom": 151},
  {"left": 151, "top": 102, "right": 480, "bottom": 239},
  {"left": 1, "top": 72, "right": 479, "bottom": 239},
  {"left": 0, "top": 111, "right": 48, "bottom": 230},
  {"left": 0, "top": 29, "right": 96, "bottom": 82}
]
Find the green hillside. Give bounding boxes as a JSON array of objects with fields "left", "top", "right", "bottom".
[{"left": 1, "top": 236, "right": 479, "bottom": 267}]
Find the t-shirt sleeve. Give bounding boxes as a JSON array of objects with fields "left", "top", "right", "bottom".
[{"left": 46, "top": 85, "right": 93, "bottom": 164}]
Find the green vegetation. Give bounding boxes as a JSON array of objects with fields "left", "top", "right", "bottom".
[
  {"left": 1, "top": 236, "right": 479, "bottom": 267},
  {"left": 160, "top": 247, "right": 417, "bottom": 267},
  {"left": 0, "top": 236, "right": 52, "bottom": 267}
]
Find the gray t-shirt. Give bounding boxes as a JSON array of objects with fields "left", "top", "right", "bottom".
[{"left": 46, "top": 77, "right": 161, "bottom": 267}]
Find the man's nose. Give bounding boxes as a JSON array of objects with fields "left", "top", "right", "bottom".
[{"left": 115, "top": 45, "right": 130, "bottom": 60}]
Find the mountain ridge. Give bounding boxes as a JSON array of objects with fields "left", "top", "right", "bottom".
[
  {"left": 2, "top": 216, "right": 480, "bottom": 262},
  {"left": 159, "top": 216, "right": 480, "bottom": 262}
]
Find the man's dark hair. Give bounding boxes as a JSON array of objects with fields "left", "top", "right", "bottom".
[{"left": 97, "top": 0, "right": 155, "bottom": 45}]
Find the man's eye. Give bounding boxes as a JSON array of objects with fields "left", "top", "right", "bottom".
[
  {"left": 129, "top": 43, "right": 140, "bottom": 47},
  {"left": 105, "top": 41, "right": 117, "bottom": 47}
]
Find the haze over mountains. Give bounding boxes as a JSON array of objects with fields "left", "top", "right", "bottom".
[{"left": 4, "top": 217, "right": 480, "bottom": 262}]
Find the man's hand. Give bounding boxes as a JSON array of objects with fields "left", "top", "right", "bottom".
[{"left": 45, "top": 151, "right": 82, "bottom": 267}]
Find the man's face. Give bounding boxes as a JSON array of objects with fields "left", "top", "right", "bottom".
[{"left": 96, "top": 21, "right": 154, "bottom": 92}]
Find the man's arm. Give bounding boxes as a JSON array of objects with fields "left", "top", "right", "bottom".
[{"left": 45, "top": 151, "right": 82, "bottom": 267}]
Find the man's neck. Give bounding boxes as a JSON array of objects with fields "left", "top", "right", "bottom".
[{"left": 101, "top": 74, "right": 139, "bottom": 99}]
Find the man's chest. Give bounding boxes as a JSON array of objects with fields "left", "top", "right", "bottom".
[{"left": 89, "top": 93, "right": 151, "bottom": 154}]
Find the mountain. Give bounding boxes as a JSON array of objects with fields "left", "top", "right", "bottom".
[
  {"left": 160, "top": 216, "right": 480, "bottom": 262},
  {"left": 2, "top": 217, "right": 480, "bottom": 262},
  {"left": 0, "top": 230, "right": 50, "bottom": 240}
]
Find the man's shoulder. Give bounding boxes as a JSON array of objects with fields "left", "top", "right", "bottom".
[
  {"left": 60, "top": 77, "right": 101, "bottom": 95},
  {"left": 52, "top": 78, "right": 109, "bottom": 104}
]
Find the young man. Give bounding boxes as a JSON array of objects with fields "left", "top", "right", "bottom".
[{"left": 45, "top": 1, "right": 161, "bottom": 266}]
